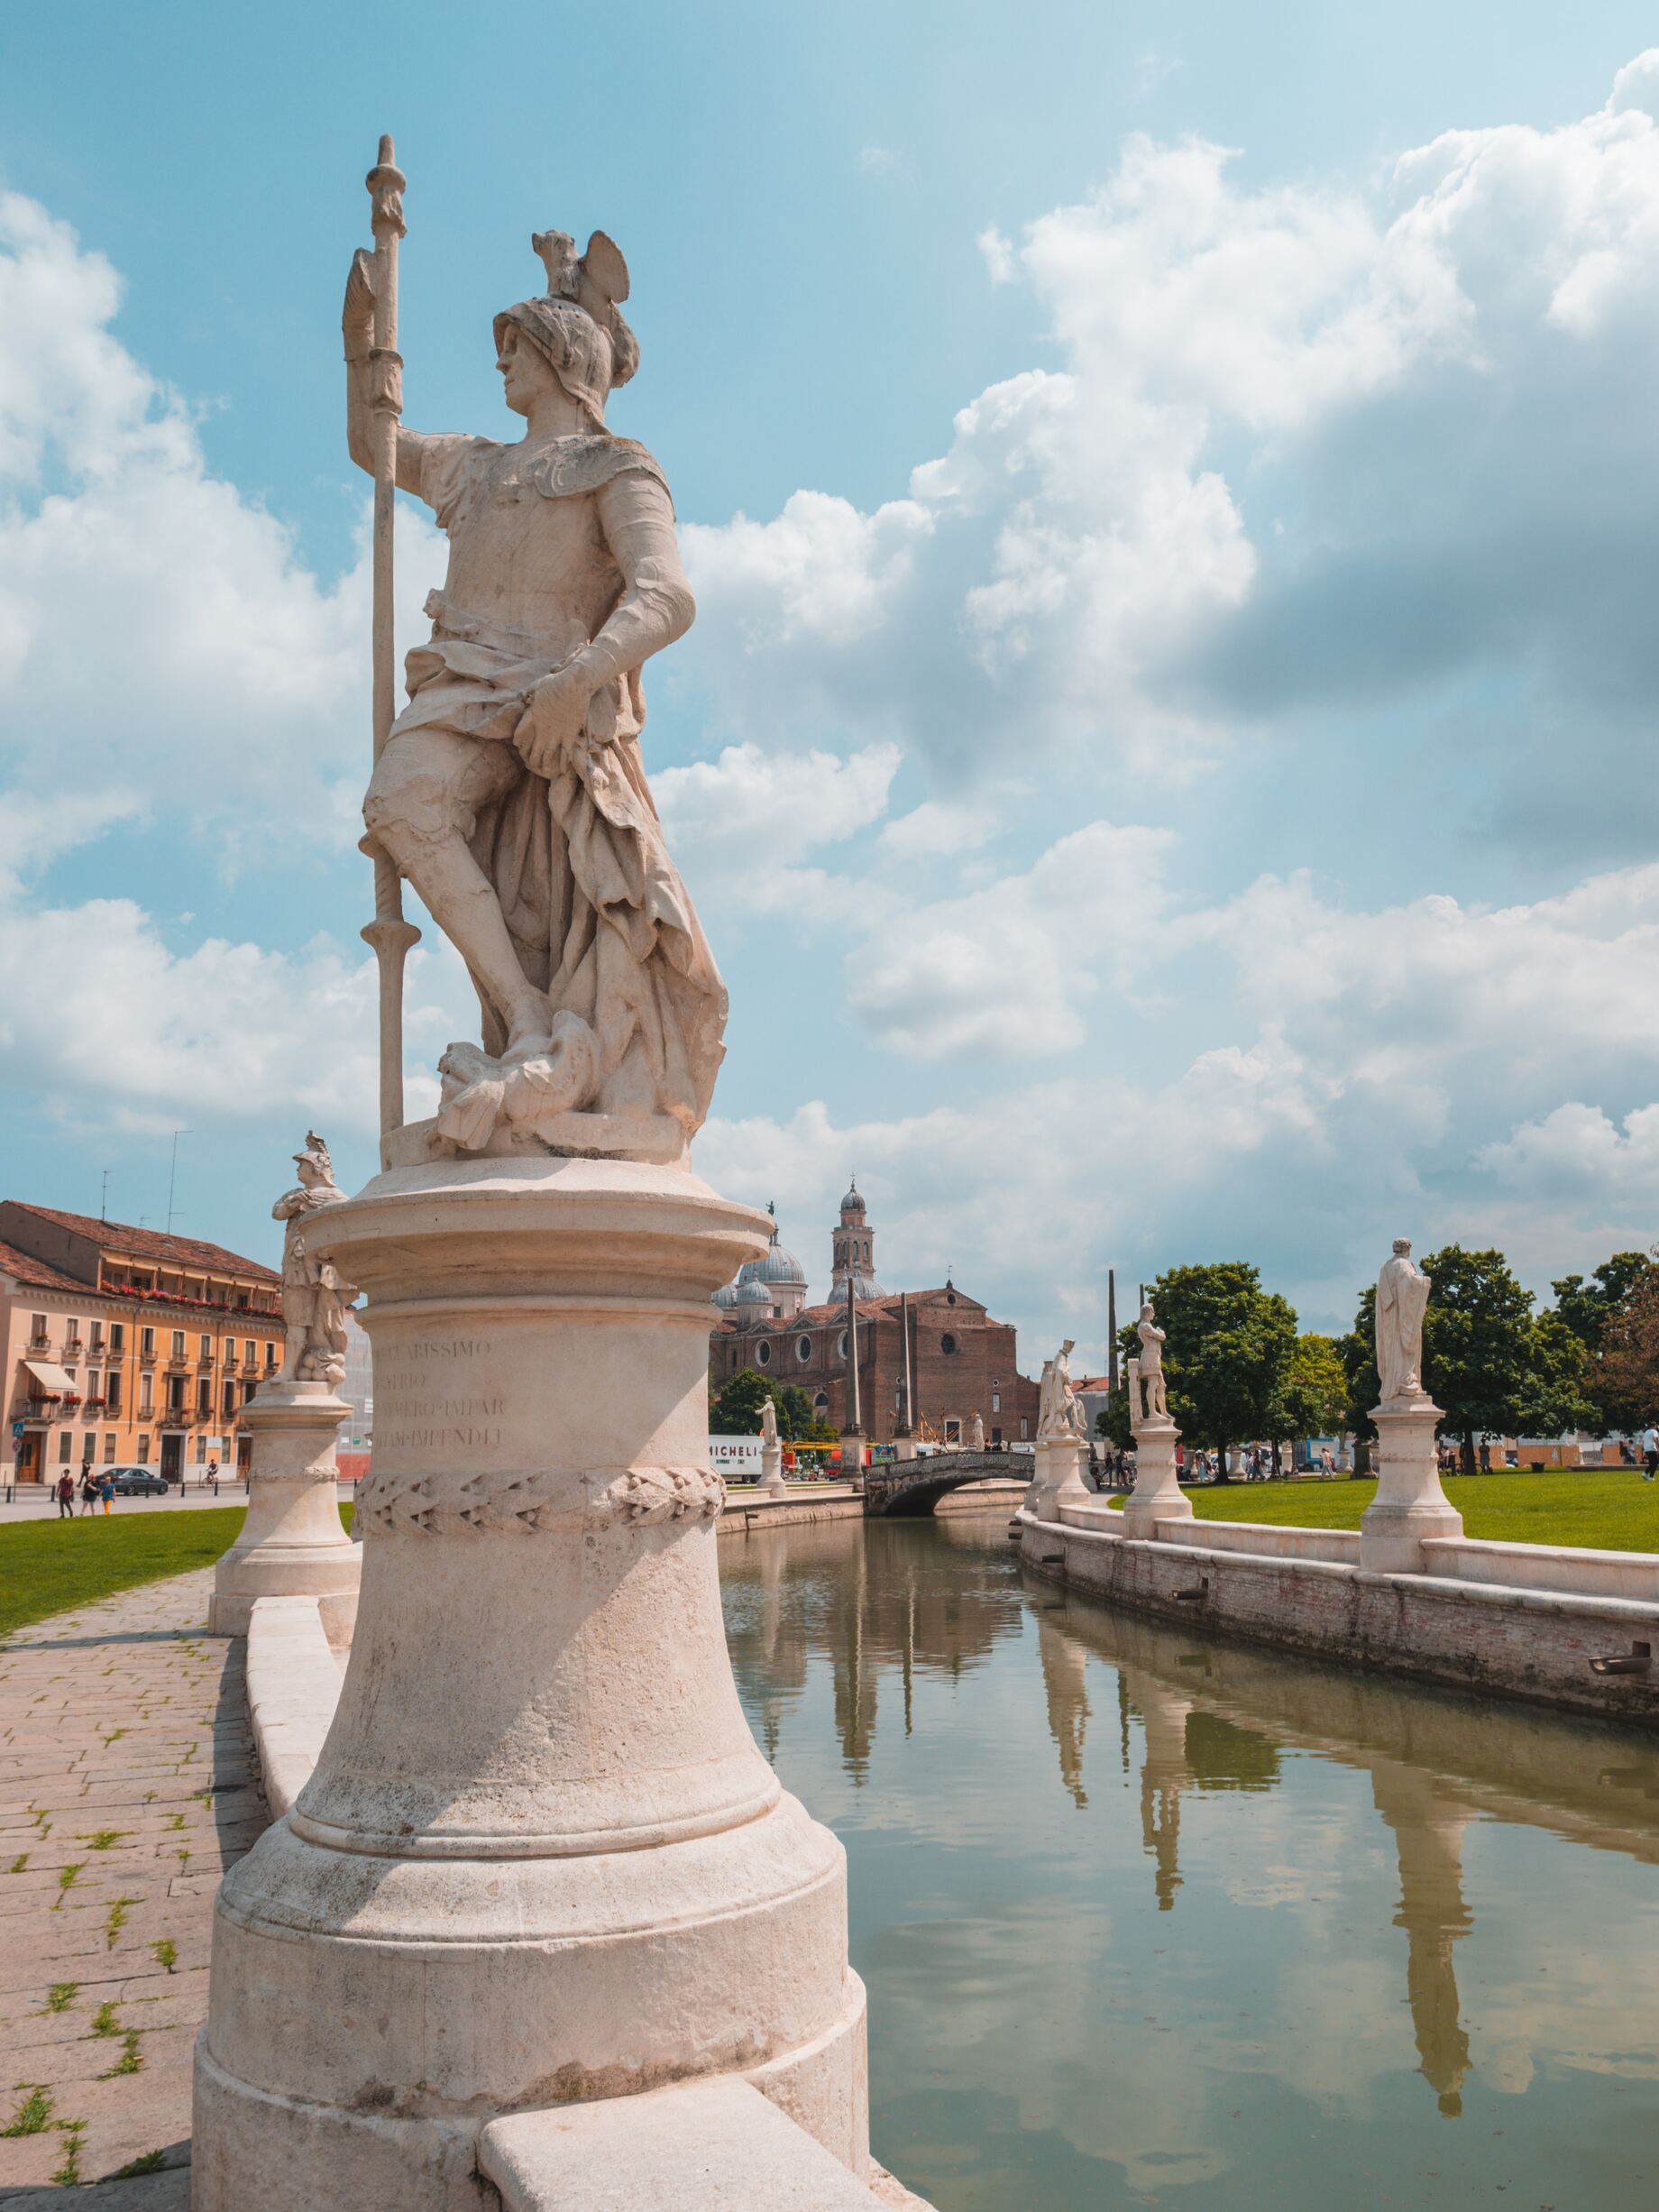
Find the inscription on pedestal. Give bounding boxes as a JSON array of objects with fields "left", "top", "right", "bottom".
[{"left": 378, "top": 1339, "right": 505, "bottom": 1456}]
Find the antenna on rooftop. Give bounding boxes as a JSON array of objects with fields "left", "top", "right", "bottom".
[
  {"left": 166, "top": 1130, "right": 193, "bottom": 1235},
  {"left": 100, "top": 1169, "right": 110, "bottom": 1223}
]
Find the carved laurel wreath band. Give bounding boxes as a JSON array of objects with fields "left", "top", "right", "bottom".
[{"left": 354, "top": 1464, "right": 725, "bottom": 1536}]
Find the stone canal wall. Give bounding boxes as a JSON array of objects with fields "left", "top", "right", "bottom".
[{"left": 1021, "top": 1508, "right": 1659, "bottom": 1726}]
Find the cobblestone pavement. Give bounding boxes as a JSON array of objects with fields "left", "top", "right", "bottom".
[{"left": 0, "top": 1570, "right": 261, "bottom": 2200}]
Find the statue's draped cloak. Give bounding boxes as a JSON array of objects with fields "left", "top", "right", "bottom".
[{"left": 393, "top": 433, "right": 725, "bottom": 1130}]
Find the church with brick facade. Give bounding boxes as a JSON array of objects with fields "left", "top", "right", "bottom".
[{"left": 710, "top": 1182, "right": 1041, "bottom": 1446}]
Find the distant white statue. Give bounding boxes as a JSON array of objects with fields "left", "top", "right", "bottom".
[
  {"left": 1132, "top": 1301, "right": 1169, "bottom": 1427},
  {"left": 970, "top": 1409, "right": 985, "bottom": 1452},
  {"left": 273, "top": 1134, "right": 357, "bottom": 1388},
  {"left": 1376, "top": 1238, "right": 1431, "bottom": 1404},
  {"left": 757, "top": 1394, "right": 786, "bottom": 1497},
  {"left": 1038, "top": 1340, "right": 1088, "bottom": 1444}
]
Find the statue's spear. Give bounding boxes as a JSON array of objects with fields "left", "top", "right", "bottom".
[{"left": 360, "top": 133, "right": 420, "bottom": 1140}]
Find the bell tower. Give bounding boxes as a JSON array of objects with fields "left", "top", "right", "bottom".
[{"left": 830, "top": 1177, "right": 884, "bottom": 1300}]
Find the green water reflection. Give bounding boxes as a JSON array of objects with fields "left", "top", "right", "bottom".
[{"left": 720, "top": 1512, "right": 1659, "bottom": 2211}]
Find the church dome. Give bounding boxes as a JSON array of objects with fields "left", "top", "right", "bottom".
[
  {"left": 736, "top": 1280, "right": 772, "bottom": 1308},
  {"left": 752, "top": 1239, "right": 807, "bottom": 1288},
  {"left": 711, "top": 1278, "right": 741, "bottom": 1309},
  {"left": 839, "top": 1179, "right": 865, "bottom": 1217}
]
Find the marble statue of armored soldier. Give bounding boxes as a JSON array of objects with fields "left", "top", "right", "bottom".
[
  {"left": 273, "top": 1134, "right": 357, "bottom": 1386},
  {"left": 344, "top": 225, "right": 723, "bottom": 1154}
]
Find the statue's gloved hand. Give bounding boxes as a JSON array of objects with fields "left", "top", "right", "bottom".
[
  {"left": 518, "top": 661, "right": 600, "bottom": 778},
  {"left": 343, "top": 249, "right": 376, "bottom": 364}
]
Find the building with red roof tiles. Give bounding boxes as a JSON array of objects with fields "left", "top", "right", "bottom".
[
  {"left": 0, "top": 1201, "right": 284, "bottom": 1489},
  {"left": 710, "top": 1184, "right": 1040, "bottom": 1447}
]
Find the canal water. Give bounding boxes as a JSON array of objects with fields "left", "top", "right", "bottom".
[{"left": 720, "top": 1512, "right": 1659, "bottom": 2212}]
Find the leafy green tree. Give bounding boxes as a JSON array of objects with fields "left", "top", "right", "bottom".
[
  {"left": 710, "top": 1372, "right": 825, "bottom": 1440},
  {"left": 1274, "top": 1333, "right": 1349, "bottom": 1450},
  {"left": 1141, "top": 1262, "right": 1298, "bottom": 1482},
  {"left": 1416, "top": 1244, "right": 1535, "bottom": 1474},
  {"left": 1551, "top": 1252, "right": 1654, "bottom": 1351},
  {"left": 1597, "top": 1271, "right": 1659, "bottom": 1430},
  {"left": 1517, "top": 1309, "right": 1597, "bottom": 1440},
  {"left": 1095, "top": 1400, "right": 1129, "bottom": 1448},
  {"left": 1550, "top": 1251, "right": 1654, "bottom": 1433},
  {"left": 1337, "top": 1286, "right": 1380, "bottom": 1471}
]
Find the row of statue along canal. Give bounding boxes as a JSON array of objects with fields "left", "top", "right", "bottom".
[{"left": 719, "top": 1510, "right": 1659, "bottom": 2212}]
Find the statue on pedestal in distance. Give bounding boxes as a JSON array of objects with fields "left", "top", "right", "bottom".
[
  {"left": 1131, "top": 1300, "right": 1169, "bottom": 1428},
  {"left": 344, "top": 226, "right": 723, "bottom": 1158},
  {"left": 1377, "top": 1239, "right": 1432, "bottom": 1406},
  {"left": 273, "top": 1133, "right": 356, "bottom": 1387},
  {"left": 1038, "top": 1340, "right": 1089, "bottom": 1443}
]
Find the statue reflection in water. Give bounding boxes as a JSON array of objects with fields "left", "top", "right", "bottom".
[
  {"left": 722, "top": 1519, "right": 1659, "bottom": 2125},
  {"left": 1034, "top": 1598, "right": 1476, "bottom": 2116}
]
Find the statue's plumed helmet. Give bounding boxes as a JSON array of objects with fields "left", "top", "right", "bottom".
[
  {"left": 293, "top": 1129, "right": 333, "bottom": 1179},
  {"left": 494, "top": 229, "right": 638, "bottom": 432}
]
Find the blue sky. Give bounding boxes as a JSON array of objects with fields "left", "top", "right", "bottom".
[{"left": 4, "top": 3, "right": 1659, "bottom": 1364}]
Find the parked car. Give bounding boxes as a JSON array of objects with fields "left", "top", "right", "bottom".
[{"left": 110, "top": 1467, "right": 171, "bottom": 1496}]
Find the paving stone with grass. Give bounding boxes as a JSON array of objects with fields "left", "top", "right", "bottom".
[{"left": 0, "top": 1568, "right": 261, "bottom": 2195}]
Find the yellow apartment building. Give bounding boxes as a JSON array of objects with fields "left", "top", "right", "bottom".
[{"left": 0, "top": 1202, "right": 286, "bottom": 1488}]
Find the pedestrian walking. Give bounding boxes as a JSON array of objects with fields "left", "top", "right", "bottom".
[
  {"left": 78, "top": 1470, "right": 98, "bottom": 1516},
  {"left": 1641, "top": 1426, "right": 1658, "bottom": 1482},
  {"left": 206, "top": 1460, "right": 220, "bottom": 1497},
  {"left": 98, "top": 1472, "right": 114, "bottom": 1515},
  {"left": 55, "top": 1471, "right": 75, "bottom": 1519}
]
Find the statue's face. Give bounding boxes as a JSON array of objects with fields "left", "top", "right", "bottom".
[{"left": 497, "top": 324, "right": 561, "bottom": 418}]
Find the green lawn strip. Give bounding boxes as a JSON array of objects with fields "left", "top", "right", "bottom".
[
  {"left": 0, "top": 1509, "right": 248, "bottom": 1640},
  {"left": 0, "top": 1502, "right": 354, "bottom": 1641},
  {"left": 1108, "top": 1468, "right": 1659, "bottom": 1551}
]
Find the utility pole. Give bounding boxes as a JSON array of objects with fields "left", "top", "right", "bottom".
[
  {"left": 841, "top": 1273, "right": 864, "bottom": 1482},
  {"left": 1107, "top": 1269, "right": 1118, "bottom": 1396},
  {"left": 166, "top": 1131, "right": 193, "bottom": 1235},
  {"left": 894, "top": 1290, "right": 914, "bottom": 1438}
]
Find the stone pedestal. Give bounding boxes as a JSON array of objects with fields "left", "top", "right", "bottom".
[
  {"left": 206, "top": 1381, "right": 359, "bottom": 1638},
  {"left": 1119, "top": 1418, "right": 1193, "bottom": 1541},
  {"left": 1026, "top": 1436, "right": 1092, "bottom": 1520},
  {"left": 893, "top": 1434, "right": 917, "bottom": 1464},
  {"left": 840, "top": 1434, "right": 864, "bottom": 1485},
  {"left": 194, "top": 1158, "right": 870, "bottom": 2212},
  {"left": 758, "top": 1433, "right": 787, "bottom": 1499},
  {"left": 1360, "top": 1398, "right": 1460, "bottom": 1574}
]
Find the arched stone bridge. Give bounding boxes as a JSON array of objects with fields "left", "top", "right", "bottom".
[{"left": 862, "top": 1452, "right": 1034, "bottom": 1518}]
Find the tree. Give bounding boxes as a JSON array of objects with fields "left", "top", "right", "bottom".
[
  {"left": 1140, "top": 1262, "right": 1298, "bottom": 1481},
  {"left": 1337, "top": 1287, "right": 1380, "bottom": 1471},
  {"left": 1095, "top": 1400, "right": 1128, "bottom": 1447},
  {"left": 1274, "top": 1333, "right": 1349, "bottom": 1449},
  {"left": 1516, "top": 1308, "right": 1596, "bottom": 1441},
  {"left": 1551, "top": 1252, "right": 1654, "bottom": 1352},
  {"left": 1416, "top": 1245, "right": 1535, "bottom": 1475},
  {"left": 1550, "top": 1251, "right": 1655, "bottom": 1434},
  {"left": 710, "top": 1372, "right": 827, "bottom": 1441},
  {"left": 1596, "top": 1271, "right": 1659, "bottom": 1431}
]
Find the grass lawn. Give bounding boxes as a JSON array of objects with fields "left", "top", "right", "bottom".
[
  {"left": 0, "top": 1504, "right": 356, "bottom": 1640},
  {"left": 1111, "top": 1467, "right": 1659, "bottom": 1552}
]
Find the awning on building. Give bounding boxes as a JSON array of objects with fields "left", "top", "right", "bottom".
[{"left": 23, "top": 1360, "right": 76, "bottom": 1396}]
